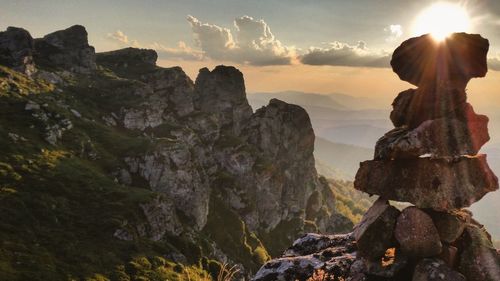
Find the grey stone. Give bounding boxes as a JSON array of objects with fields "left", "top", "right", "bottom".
[{"left": 354, "top": 155, "right": 499, "bottom": 209}]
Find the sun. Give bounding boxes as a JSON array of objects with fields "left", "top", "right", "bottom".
[{"left": 412, "top": 2, "right": 471, "bottom": 41}]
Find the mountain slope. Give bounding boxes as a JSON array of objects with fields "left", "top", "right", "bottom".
[
  {"left": 0, "top": 25, "right": 354, "bottom": 280},
  {"left": 314, "top": 137, "right": 374, "bottom": 179}
]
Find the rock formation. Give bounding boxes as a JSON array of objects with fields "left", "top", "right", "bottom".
[
  {"left": 254, "top": 33, "right": 500, "bottom": 281},
  {"left": 0, "top": 27, "right": 36, "bottom": 76},
  {"left": 0, "top": 25, "right": 353, "bottom": 279}
]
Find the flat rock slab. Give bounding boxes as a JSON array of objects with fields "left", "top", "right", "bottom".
[
  {"left": 376, "top": 111, "right": 489, "bottom": 159},
  {"left": 354, "top": 155, "right": 498, "bottom": 210},
  {"left": 391, "top": 33, "right": 489, "bottom": 87}
]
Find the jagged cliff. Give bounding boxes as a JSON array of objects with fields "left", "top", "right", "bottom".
[{"left": 0, "top": 25, "right": 352, "bottom": 280}]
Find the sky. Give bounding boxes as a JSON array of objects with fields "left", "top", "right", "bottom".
[{"left": 2, "top": 0, "right": 500, "bottom": 106}]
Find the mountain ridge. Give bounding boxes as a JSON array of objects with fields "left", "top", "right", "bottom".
[{"left": 0, "top": 25, "right": 358, "bottom": 280}]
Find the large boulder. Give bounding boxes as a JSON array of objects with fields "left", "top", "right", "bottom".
[
  {"left": 391, "top": 33, "right": 489, "bottom": 87},
  {"left": 34, "top": 25, "right": 96, "bottom": 73},
  {"left": 354, "top": 155, "right": 499, "bottom": 209},
  {"left": 352, "top": 198, "right": 400, "bottom": 260},
  {"left": 426, "top": 209, "right": 470, "bottom": 243},
  {"left": 457, "top": 225, "right": 500, "bottom": 281},
  {"left": 0, "top": 26, "right": 36, "bottom": 75},
  {"left": 194, "top": 65, "right": 253, "bottom": 135},
  {"left": 394, "top": 207, "right": 442, "bottom": 257}
]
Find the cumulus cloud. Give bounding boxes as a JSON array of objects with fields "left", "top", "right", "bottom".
[
  {"left": 107, "top": 30, "right": 201, "bottom": 60},
  {"left": 300, "top": 41, "right": 390, "bottom": 68},
  {"left": 385, "top": 24, "right": 403, "bottom": 42},
  {"left": 151, "top": 41, "right": 203, "bottom": 61},
  {"left": 107, "top": 30, "right": 140, "bottom": 47},
  {"left": 187, "top": 15, "right": 295, "bottom": 65},
  {"left": 488, "top": 57, "right": 500, "bottom": 71}
]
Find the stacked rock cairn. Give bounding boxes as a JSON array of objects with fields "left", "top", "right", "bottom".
[{"left": 353, "top": 33, "right": 500, "bottom": 280}]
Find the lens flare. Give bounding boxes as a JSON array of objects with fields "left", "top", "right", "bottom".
[{"left": 413, "top": 2, "right": 471, "bottom": 41}]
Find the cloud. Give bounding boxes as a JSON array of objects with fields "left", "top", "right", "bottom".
[
  {"left": 151, "top": 41, "right": 203, "bottom": 61},
  {"left": 385, "top": 24, "right": 403, "bottom": 42},
  {"left": 107, "top": 30, "right": 140, "bottom": 47},
  {"left": 488, "top": 57, "right": 500, "bottom": 71},
  {"left": 107, "top": 30, "right": 200, "bottom": 60},
  {"left": 300, "top": 41, "right": 391, "bottom": 68},
  {"left": 187, "top": 15, "right": 295, "bottom": 65}
]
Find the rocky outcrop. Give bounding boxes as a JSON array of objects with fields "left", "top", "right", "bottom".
[
  {"left": 194, "top": 66, "right": 253, "bottom": 135},
  {"left": 96, "top": 47, "right": 158, "bottom": 69},
  {"left": 0, "top": 27, "right": 36, "bottom": 75},
  {"left": 34, "top": 25, "right": 96, "bottom": 73},
  {"left": 252, "top": 233, "right": 356, "bottom": 281},
  {"left": 0, "top": 25, "right": 97, "bottom": 74}
]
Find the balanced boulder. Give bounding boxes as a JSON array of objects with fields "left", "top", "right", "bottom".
[
  {"left": 352, "top": 198, "right": 400, "bottom": 260},
  {"left": 395, "top": 207, "right": 442, "bottom": 257}
]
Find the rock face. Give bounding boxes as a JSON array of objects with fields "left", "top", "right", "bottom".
[
  {"left": 194, "top": 66, "right": 253, "bottom": 135},
  {"left": 34, "top": 25, "right": 96, "bottom": 73},
  {"left": 0, "top": 27, "right": 36, "bottom": 75},
  {"left": 355, "top": 155, "right": 498, "bottom": 209}
]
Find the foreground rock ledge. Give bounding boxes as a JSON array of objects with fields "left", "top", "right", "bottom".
[{"left": 354, "top": 155, "right": 498, "bottom": 210}]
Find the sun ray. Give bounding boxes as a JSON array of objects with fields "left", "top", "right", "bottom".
[{"left": 413, "top": 2, "right": 471, "bottom": 41}]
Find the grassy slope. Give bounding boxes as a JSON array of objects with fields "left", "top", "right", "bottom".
[
  {"left": 0, "top": 64, "right": 368, "bottom": 280},
  {"left": 0, "top": 66, "right": 268, "bottom": 280}
]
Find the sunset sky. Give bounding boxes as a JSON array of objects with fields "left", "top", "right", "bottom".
[{"left": 2, "top": 0, "right": 500, "bottom": 107}]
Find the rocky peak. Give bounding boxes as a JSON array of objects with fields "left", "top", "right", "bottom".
[
  {"left": 34, "top": 24, "right": 96, "bottom": 73},
  {"left": 194, "top": 65, "right": 253, "bottom": 134},
  {"left": 0, "top": 26, "right": 36, "bottom": 76},
  {"left": 246, "top": 98, "right": 314, "bottom": 161},
  {"left": 96, "top": 47, "right": 158, "bottom": 71}
]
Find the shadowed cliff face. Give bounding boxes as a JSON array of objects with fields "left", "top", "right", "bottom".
[
  {"left": 0, "top": 25, "right": 350, "bottom": 280},
  {"left": 254, "top": 33, "right": 500, "bottom": 281}
]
